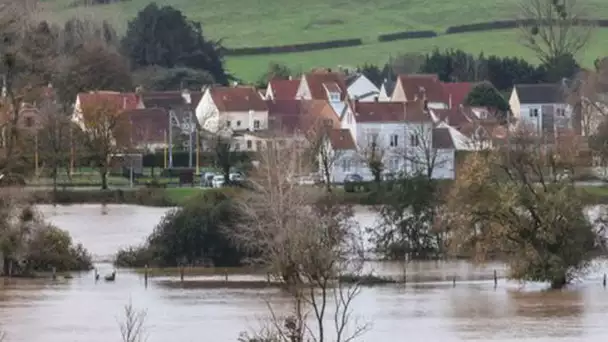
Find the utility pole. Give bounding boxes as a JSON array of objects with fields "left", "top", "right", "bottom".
[
  {"left": 168, "top": 110, "right": 174, "bottom": 168},
  {"left": 188, "top": 110, "right": 194, "bottom": 168}
]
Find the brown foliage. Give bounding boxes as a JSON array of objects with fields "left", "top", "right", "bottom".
[{"left": 447, "top": 129, "right": 603, "bottom": 288}]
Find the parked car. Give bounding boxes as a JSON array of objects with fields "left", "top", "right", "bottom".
[
  {"left": 344, "top": 174, "right": 363, "bottom": 183},
  {"left": 212, "top": 175, "right": 225, "bottom": 188},
  {"left": 229, "top": 173, "right": 244, "bottom": 182}
]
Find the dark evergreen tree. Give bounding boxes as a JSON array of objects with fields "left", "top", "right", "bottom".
[{"left": 122, "top": 3, "right": 230, "bottom": 85}]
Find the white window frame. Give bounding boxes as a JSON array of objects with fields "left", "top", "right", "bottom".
[{"left": 389, "top": 134, "right": 398, "bottom": 147}]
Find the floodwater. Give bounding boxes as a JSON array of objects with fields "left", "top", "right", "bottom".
[{"left": 0, "top": 204, "right": 606, "bottom": 342}]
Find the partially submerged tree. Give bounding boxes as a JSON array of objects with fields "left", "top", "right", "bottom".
[
  {"left": 447, "top": 128, "right": 604, "bottom": 289},
  {"left": 118, "top": 301, "right": 147, "bottom": 342},
  {"left": 78, "top": 97, "right": 130, "bottom": 189},
  {"left": 234, "top": 140, "right": 369, "bottom": 342},
  {"left": 308, "top": 126, "right": 344, "bottom": 193}
]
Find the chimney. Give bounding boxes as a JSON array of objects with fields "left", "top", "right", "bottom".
[
  {"left": 448, "top": 93, "right": 452, "bottom": 109},
  {"left": 288, "top": 75, "right": 292, "bottom": 80},
  {"left": 374, "top": 96, "right": 379, "bottom": 102},
  {"left": 123, "top": 96, "right": 127, "bottom": 109},
  {"left": 182, "top": 88, "right": 191, "bottom": 104}
]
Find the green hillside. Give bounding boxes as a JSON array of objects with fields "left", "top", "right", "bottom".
[{"left": 42, "top": 0, "right": 608, "bottom": 81}]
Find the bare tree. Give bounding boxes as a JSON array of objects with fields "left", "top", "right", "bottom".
[
  {"left": 518, "top": 0, "right": 592, "bottom": 65},
  {"left": 404, "top": 124, "right": 449, "bottom": 180},
  {"left": 308, "top": 126, "right": 343, "bottom": 193},
  {"left": 234, "top": 139, "right": 369, "bottom": 342},
  {"left": 36, "top": 88, "right": 72, "bottom": 195},
  {"left": 78, "top": 97, "right": 130, "bottom": 189},
  {"left": 118, "top": 301, "right": 147, "bottom": 342},
  {"left": 569, "top": 58, "right": 608, "bottom": 137},
  {"left": 358, "top": 132, "right": 384, "bottom": 183}
]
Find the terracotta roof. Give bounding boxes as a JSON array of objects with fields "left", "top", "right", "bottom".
[
  {"left": 328, "top": 129, "right": 356, "bottom": 150},
  {"left": 302, "top": 72, "right": 348, "bottom": 100},
  {"left": 78, "top": 91, "right": 139, "bottom": 111},
  {"left": 398, "top": 74, "right": 448, "bottom": 103},
  {"left": 353, "top": 102, "right": 405, "bottom": 123},
  {"left": 405, "top": 101, "right": 433, "bottom": 122},
  {"left": 125, "top": 108, "right": 169, "bottom": 146},
  {"left": 432, "top": 127, "right": 455, "bottom": 149},
  {"left": 267, "top": 99, "right": 339, "bottom": 133},
  {"left": 268, "top": 79, "right": 300, "bottom": 100},
  {"left": 210, "top": 86, "right": 267, "bottom": 112},
  {"left": 432, "top": 107, "right": 473, "bottom": 127},
  {"left": 442, "top": 82, "right": 474, "bottom": 108}
]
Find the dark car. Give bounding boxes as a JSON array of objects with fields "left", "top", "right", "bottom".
[{"left": 344, "top": 174, "right": 363, "bottom": 183}]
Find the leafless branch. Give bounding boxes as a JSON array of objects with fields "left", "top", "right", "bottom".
[
  {"left": 517, "top": 0, "right": 592, "bottom": 64},
  {"left": 118, "top": 301, "right": 147, "bottom": 342}
]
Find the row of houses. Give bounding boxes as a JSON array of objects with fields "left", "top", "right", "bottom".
[{"left": 63, "top": 68, "right": 584, "bottom": 182}]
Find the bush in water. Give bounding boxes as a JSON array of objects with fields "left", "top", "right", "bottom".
[
  {"left": 115, "top": 189, "right": 247, "bottom": 268},
  {"left": 25, "top": 225, "right": 93, "bottom": 272}
]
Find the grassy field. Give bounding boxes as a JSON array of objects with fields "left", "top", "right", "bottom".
[{"left": 41, "top": 0, "right": 608, "bottom": 82}]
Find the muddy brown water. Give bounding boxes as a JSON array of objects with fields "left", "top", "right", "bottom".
[{"left": 0, "top": 204, "right": 606, "bottom": 342}]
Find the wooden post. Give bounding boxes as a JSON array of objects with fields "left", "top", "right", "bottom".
[
  {"left": 603, "top": 273, "right": 606, "bottom": 288},
  {"left": 403, "top": 266, "right": 407, "bottom": 285},
  {"left": 52, "top": 267, "right": 56, "bottom": 280},
  {"left": 266, "top": 272, "right": 271, "bottom": 285},
  {"left": 180, "top": 265, "right": 184, "bottom": 283},
  {"left": 144, "top": 264, "right": 149, "bottom": 288},
  {"left": 493, "top": 269, "right": 497, "bottom": 288},
  {"left": 452, "top": 275, "right": 456, "bottom": 287},
  {"left": 224, "top": 268, "right": 228, "bottom": 282}
]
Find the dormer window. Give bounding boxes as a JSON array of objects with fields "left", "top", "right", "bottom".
[{"left": 329, "top": 92, "right": 340, "bottom": 102}]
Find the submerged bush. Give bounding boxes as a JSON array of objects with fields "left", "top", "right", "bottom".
[
  {"left": 25, "top": 225, "right": 93, "bottom": 272},
  {"left": 115, "top": 190, "right": 247, "bottom": 268}
]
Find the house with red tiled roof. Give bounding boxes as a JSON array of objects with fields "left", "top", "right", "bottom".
[
  {"left": 295, "top": 70, "right": 349, "bottom": 103},
  {"left": 391, "top": 74, "right": 449, "bottom": 109},
  {"left": 124, "top": 108, "right": 170, "bottom": 152},
  {"left": 442, "top": 82, "right": 475, "bottom": 108},
  {"left": 265, "top": 78, "right": 300, "bottom": 100},
  {"left": 196, "top": 86, "right": 268, "bottom": 133},
  {"left": 266, "top": 99, "right": 341, "bottom": 135},
  {"left": 72, "top": 91, "right": 143, "bottom": 129}
]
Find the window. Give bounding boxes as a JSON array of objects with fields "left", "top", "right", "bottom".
[
  {"left": 25, "top": 117, "right": 34, "bottom": 127},
  {"left": 366, "top": 132, "right": 378, "bottom": 144},
  {"left": 529, "top": 108, "right": 539, "bottom": 118},
  {"left": 556, "top": 108, "right": 565, "bottom": 116},
  {"left": 342, "top": 159, "right": 351, "bottom": 172},
  {"left": 247, "top": 140, "right": 252, "bottom": 149},
  {"left": 256, "top": 141, "right": 262, "bottom": 151},
  {"left": 236, "top": 120, "right": 241, "bottom": 127},
  {"left": 254, "top": 120, "right": 260, "bottom": 129},
  {"left": 226, "top": 120, "right": 232, "bottom": 127},
  {"left": 388, "top": 158, "right": 400, "bottom": 171},
  {"left": 323, "top": 119, "right": 333, "bottom": 127},
  {"left": 389, "top": 134, "right": 398, "bottom": 147},
  {"left": 410, "top": 134, "right": 420, "bottom": 147},
  {"left": 329, "top": 92, "right": 340, "bottom": 102},
  {"left": 234, "top": 142, "right": 240, "bottom": 151}
]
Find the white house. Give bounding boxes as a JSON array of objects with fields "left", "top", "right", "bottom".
[
  {"left": 318, "top": 128, "right": 359, "bottom": 183},
  {"left": 333, "top": 100, "right": 456, "bottom": 180},
  {"left": 509, "top": 83, "right": 572, "bottom": 134},
  {"left": 295, "top": 70, "right": 349, "bottom": 103},
  {"left": 195, "top": 86, "right": 268, "bottom": 133},
  {"left": 345, "top": 74, "right": 380, "bottom": 102}
]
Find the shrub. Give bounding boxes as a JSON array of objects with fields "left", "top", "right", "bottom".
[
  {"left": 377, "top": 30, "right": 437, "bottom": 42},
  {"left": 25, "top": 225, "right": 93, "bottom": 272},
  {"left": 225, "top": 38, "right": 363, "bottom": 56},
  {"left": 114, "top": 190, "right": 247, "bottom": 267}
]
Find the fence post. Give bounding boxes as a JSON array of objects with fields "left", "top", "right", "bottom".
[
  {"left": 493, "top": 270, "right": 497, "bottom": 288},
  {"left": 144, "top": 264, "right": 149, "bottom": 288},
  {"left": 180, "top": 265, "right": 184, "bottom": 284},
  {"left": 452, "top": 275, "right": 456, "bottom": 287},
  {"left": 603, "top": 273, "right": 606, "bottom": 288}
]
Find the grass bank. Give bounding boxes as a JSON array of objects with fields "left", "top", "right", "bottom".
[{"left": 26, "top": 183, "right": 608, "bottom": 207}]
